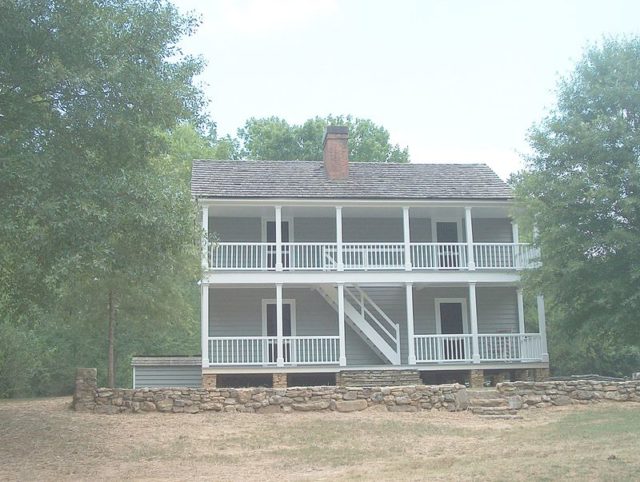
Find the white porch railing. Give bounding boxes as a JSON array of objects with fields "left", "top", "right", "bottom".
[
  {"left": 414, "top": 334, "right": 473, "bottom": 362},
  {"left": 342, "top": 243, "right": 405, "bottom": 270},
  {"left": 285, "top": 243, "right": 337, "bottom": 270},
  {"left": 284, "top": 336, "right": 340, "bottom": 364},
  {"left": 473, "top": 243, "right": 540, "bottom": 269},
  {"left": 208, "top": 242, "right": 538, "bottom": 271},
  {"left": 413, "top": 333, "right": 543, "bottom": 363},
  {"left": 478, "top": 333, "right": 543, "bottom": 361},
  {"left": 208, "top": 336, "right": 340, "bottom": 365},
  {"left": 410, "top": 243, "right": 468, "bottom": 269},
  {"left": 209, "top": 243, "right": 269, "bottom": 270}
]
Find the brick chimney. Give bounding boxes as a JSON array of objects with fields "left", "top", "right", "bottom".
[{"left": 323, "top": 126, "right": 349, "bottom": 180}]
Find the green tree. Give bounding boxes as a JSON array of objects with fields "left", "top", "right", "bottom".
[
  {"left": 237, "top": 115, "right": 409, "bottom": 162},
  {"left": 0, "top": 0, "right": 205, "bottom": 391},
  {"left": 513, "top": 37, "right": 640, "bottom": 376}
]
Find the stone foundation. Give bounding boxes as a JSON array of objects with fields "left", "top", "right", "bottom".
[
  {"left": 202, "top": 373, "right": 217, "bottom": 389},
  {"left": 272, "top": 373, "right": 287, "bottom": 389},
  {"left": 337, "top": 369, "right": 421, "bottom": 387},
  {"left": 469, "top": 369, "right": 484, "bottom": 388}
]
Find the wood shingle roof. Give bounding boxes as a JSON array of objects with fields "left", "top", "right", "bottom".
[{"left": 191, "top": 160, "right": 512, "bottom": 200}]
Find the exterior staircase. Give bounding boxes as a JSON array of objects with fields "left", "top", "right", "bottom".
[
  {"left": 467, "top": 389, "right": 521, "bottom": 419},
  {"left": 316, "top": 285, "right": 401, "bottom": 365}
]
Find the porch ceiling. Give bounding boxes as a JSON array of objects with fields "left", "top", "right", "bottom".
[{"left": 207, "top": 204, "right": 511, "bottom": 219}]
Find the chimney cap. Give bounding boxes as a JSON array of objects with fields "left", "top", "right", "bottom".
[{"left": 323, "top": 125, "right": 349, "bottom": 145}]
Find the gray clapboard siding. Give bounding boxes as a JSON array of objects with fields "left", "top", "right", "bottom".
[
  {"left": 210, "top": 216, "right": 261, "bottom": 242},
  {"left": 410, "top": 218, "right": 432, "bottom": 242},
  {"left": 133, "top": 365, "right": 202, "bottom": 388},
  {"left": 294, "top": 217, "right": 335, "bottom": 242},
  {"left": 343, "top": 218, "right": 403, "bottom": 242},
  {"left": 412, "top": 287, "right": 518, "bottom": 334},
  {"left": 476, "top": 287, "right": 518, "bottom": 333},
  {"left": 472, "top": 218, "right": 513, "bottom": 242}
]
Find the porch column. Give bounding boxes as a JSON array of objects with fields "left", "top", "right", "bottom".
[
  {"left": 336, "top": 206, "right": 344, "bottom": 271},
  {"left": 275, "top": 206, "right": 283, "bottom": 271},
  {"left": 512, "top": 222, "right": 521, "bottom": 269},
  {"left": 276, "top": 283, "right": 284, "bottom": 367},
  {"left": 403, "top": 207, "right": 412, "bottom": 271},
  {"left": 201, "top": 283, "right": 209, "bottom": 368},
  {"left": 406, "top": 283, "right": 416, "bottom": 364},
  {"left": 201, "top": 205, "right": 209, "bottom": 269},
  {"left": 537, "top": 295, "right": 549, "bottom": 362},
  {"left": 517, "top": 288, "right": 525, "bottom": 334},
  {"left": 337, "top": 283, "right": 347, "bottom": 366},
  {"left": 464, "top": 207, "right": 475, "bottom": 270},
  {"left": 469, "top": 282, "right": 480, "bottom": 363}
]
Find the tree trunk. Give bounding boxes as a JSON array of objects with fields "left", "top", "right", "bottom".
[{"left": 107, "top": 289, "right": 117, "bottom": 388}]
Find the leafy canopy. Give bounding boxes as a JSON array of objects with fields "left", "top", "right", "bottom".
[
  {"left": 513, "top": 37, "right": 640, "bottom": 375},
  {"left": 237, "top": 115, "right": 410, "bottom": 163},
  {"left": 0, "top": 0, "right": 205, "bottom": 393}
]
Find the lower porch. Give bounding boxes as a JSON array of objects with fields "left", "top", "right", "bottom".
[{"left": 201, "top": 283, "right": 549, "bottom": 371}]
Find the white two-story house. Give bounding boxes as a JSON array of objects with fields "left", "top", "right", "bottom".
[{"left": 192, "top": 126, "right": 549, "bottom": 389}]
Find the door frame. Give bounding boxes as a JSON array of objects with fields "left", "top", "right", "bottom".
[
  {"left": 261, "top": 217, "right": 294, "bottom": 243},
  {"left": 261, "top": 299, "right": 297, "bottom": 337},
  {"left": 434, "top": 298, "right": 468, "bottom": 334},
  {"left": 431, "top": 218, "right": 463, "bottom": 243}
]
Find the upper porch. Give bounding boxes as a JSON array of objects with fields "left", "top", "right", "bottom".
[{"left": 201, "top": 202, "right": 539, "bottom": 274}]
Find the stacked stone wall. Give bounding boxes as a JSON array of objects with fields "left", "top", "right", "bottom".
[
  {"left": 496, "top": 380, "right": 640, "bottom": 408},
  {"left": 337, "top": 369, "right": 421, "bottom": 387},
  {"left": 72, "top": 368, "right": 468, "bottom": 414}
]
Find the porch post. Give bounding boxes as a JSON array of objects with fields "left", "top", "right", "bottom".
[
  {"left": 201, "top": 205, "right": 209, "bottom": 269},
  {"left": 512, "top": 222, "right": 520, "bottom": 269},
  {"left": 403, "top": 207, "right": 412, "bottom": 271},
  {"left": 469, "top": 282, "right": 480, "bottom": 363},
  {"left": 201, "top": 283, "right": 209, "bottom": 368},
  {"left": 465, "top": 207, "right": 475, "bottom": 270},
  {"left": 276, "top": 283, "right": 284, "bottom": 367},
  {"left": 336, "top": 206, "right": 344, "bottom": 271},
  {"left": 275, "top": 205, "right": 283, "bottom": 272},
  {"left": 406, "top": 283, "right": 416, "bottom": 364},
  {"left": 537, "top": 295, "right": 549, "bottom": 362},
  {"left": 337, "top": 283, "right": 347, "bottom": 366},
  {"left": 512, "top": 222, "right": 520, "bottom": 244},
  {"left": 517, "top": 288, "right": 525, "bottom": 334}
]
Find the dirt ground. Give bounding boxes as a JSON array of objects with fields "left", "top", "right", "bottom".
[{"left": 1, "top": 398, "right": 639, "bottom": 481}]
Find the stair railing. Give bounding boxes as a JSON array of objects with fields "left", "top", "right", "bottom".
[{"left": 344, "top": 286, "right": 400, "bottom": 353}]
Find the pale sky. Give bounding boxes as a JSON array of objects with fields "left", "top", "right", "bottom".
[{"left": 173, "top": 0, "right": 640, "bottom": 179}]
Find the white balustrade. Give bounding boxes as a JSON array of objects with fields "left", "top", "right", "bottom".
[
  {"left": 283, "top": 243, "right": 337, "bottom": 270},
  {"left": 413, "top": 334, "right": 473, "bottom": 362},
  {"left": 208, "top": 336, "right": 340, "bottom": 365},
  {"left": 478, "top": 333, "right": 543, "bottom": 361},
  {"left": 208, "top": 336, "right": 276, "bottom": 365},
  {"left": 410, "top": 243, "right": 468, "bottom": 269},
  {"left": 209, "top": 243, "right": 269, "bottom": 270},
  {"left": 342, "top": 243, "right": 405, "bottom": 270},
  {"left": 284, "top": 336, "right": 340, "bottom": 364},
  {"left": 473, "top": 243, "right": 540, "bottom": 269},
  {"left": 413, "top": 333, "right": 543, "bottom": 363},
  {"left": 209, "top": 242, "right": 538, "bottom": 271}
]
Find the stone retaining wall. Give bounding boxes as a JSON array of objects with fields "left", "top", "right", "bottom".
[
  {"left": 496, "top": 380, "right": 640, "bottom": 408},
  {"left": 72, "top": 368, "right": 468, "bottom": 414}
]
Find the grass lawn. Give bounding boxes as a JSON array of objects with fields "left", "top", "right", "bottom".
[{"left": 1, "top": 398, "right": 639, "bottom": 481}]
